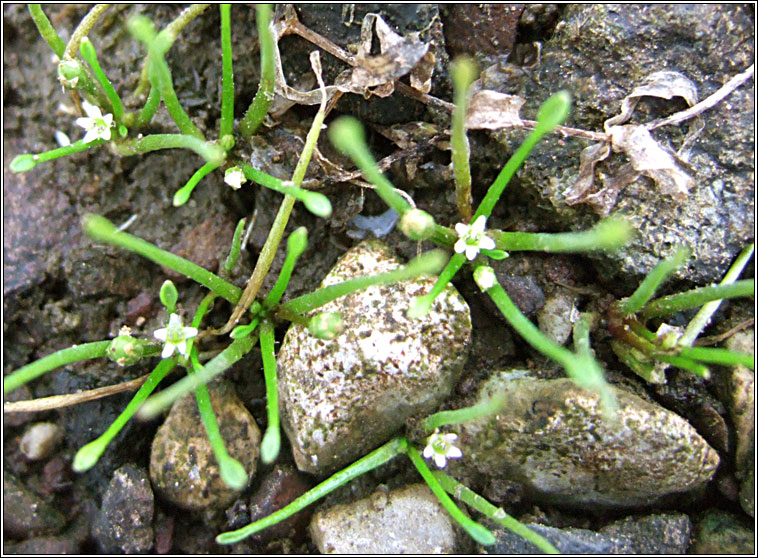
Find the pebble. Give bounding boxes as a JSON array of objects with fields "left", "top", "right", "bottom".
[
  {"left": 93, "top": 465, "right": 154, "bottom": 554},
  {"left": 309, "top": 484, "right": 458, "bottom": 553},
  {"left": 491, "top": 512, "right": 691, "bottom": 553},
  {"left": 277, "top": 240, "right": 471, "bottom": 474},
  {"left": 690, "top": 509, "right": 754, "bottom": 554},
  {"left": 723, "top": 330, "right": 755, "bottom": 518},
  {"left": 150, "top": 380, "right": 261, "bottom": 511},
  {"left": 3, "top": 470, "right": 65, "bottom": 538},
  {"left": 19, "top": 422, "right": 62, "bottom": 461},
  {"left": 456, "top": 372, "right": 720, "bottom": 508},
  {"left": 246, "top": 464, "right": 314, "bottom": 543},
  {"left": 537, "top": 290, "right": 577, "bottom": 345}
]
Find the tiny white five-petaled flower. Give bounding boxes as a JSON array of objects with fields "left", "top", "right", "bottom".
[
  {"left": 75, "top": 100, "right": 114, "bottom": 144},
  {"left": 423, "top": 430, "right": 463, "bottom": 468},
  {"left": 454, "top": 215, "right": 496, "bottom": 261},
  {"left": 224, "top": 166, "right": 247, "bottom": 190},
  {"left": 153, "top": 313, "right": 198, "bottom": 358}
]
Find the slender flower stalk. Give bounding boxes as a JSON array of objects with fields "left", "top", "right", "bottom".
[
  {"left": 4, "top": 341, "right": 111, "bottom": 394},
  {"left": 216, "top": 437, "right": 409, "bottom": 544},
  {"left": 259, "top": 321, "right": 281, "bottom": 464},
  {"left": 621, "top": 246, "right": 691, "bottom": 315},
  {"left": 83, "top": 214, "right": 241, "bottom": 304},
  {"left": 219, "top": 4, "right": 235, "bottom": 139},
  {"left": 240, "top": 4, "right": 275, "bottom": 138},
  {"left": 79, "top": 38, "right": 125, "bottom": 123},
  {"left": 450, "top": 57, "right": 477, "bottom": 222},
  {"left": 72, "top": 358, "right": 176, "bottom": 472},
  {"left": 28, "top": 4, "right": 66, "bottom": 58}
]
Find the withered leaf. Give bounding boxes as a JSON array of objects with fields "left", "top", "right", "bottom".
[
  {"left": 608, "top": 124, "right": 693, "bottom": 200},
  {"left": 343, "top": 14, "right": 430, "bottom": 97},
  {"left": 465, "top": 90, "right": 525, "bottom": 130},
  {"left": 605, "top": 70, "right": 698, "bottom": 130}
]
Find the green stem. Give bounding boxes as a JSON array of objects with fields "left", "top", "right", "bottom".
[
  {"left": 10, "top": 139, "right": 107, "bottom": 173},
  {"left": 137, "top": 336, "right": 255, "bottom": 420},
  {"left": 79, "top": 38, "right": 124, "bottom": 122},
  {"left": 4, "top": 341, "right": 110, "bottom": 394},
  {"left": 259, "top": 321, "right": 281, "bottom": 464},
  {"left": 131, "top": 4, "right": 210, "bottom": 101},
  {"left": 329, "top": 117, "right": 412, "bottom": 216},
  {"left": 450, "top": 57, "right": 476, "bottom": 222},
  {"left": 190, "top": 349, "right": 248, "bottom": 489},
  {"left": 263, "top": 227, "right": 308, "bottom": 309},
  {"left": 432, "top": 471, "right": 560, "bottom": 554},
  {"left": 407, "top": 253, "right": 467, "bottom": 319},
  {"left": 495, "top": 217, "right": 632, "bottom": 253},
  {"left": 484, "top": 277, "right": 613, "bottom": 403},
  {"left": 216, "top": 437, "right": 408, "bottom": 544},
  {"left": 240, "top": 4, "right": 275, "bottom": 138},
  {"left": 173, "top": 162, "right": 220, "bottom": 206},
  {"left": 219, "top": 4, "right": 235, "bottom": 139},
  {"left": 677, "top": 346, "right": 754, "bottom": 370},
  {"left": 151, "top": 57, "right": 204, "bottom": 138},
  {"left": 406, "top": 444, "right": 495, "bottom": 546},
  {"left": 472, "top": 92, "right": 570, "bottom": 221},
  {"left": 279, "top": 250, "right": 447, "bottom": 316},
  {"left": 112, "top": 134, "right": 224, "bottom": 165},
  {"left": 134, "top": 85, "right": 160, "bottom": 127},
  {"left": 679, "top": 244, "right": 755, "bottom": 346},
  {"left": 423, "top": 392, "right": 505, "bottom": 432},
  {"left": 28, "top": 4, "right": 66, "bottom": 58},
  {"left": 72, "top": 358, "right": 175, "bottom": 472},
  {"left": 223, "top": 218, "right": 247, "bottom": 275},
  {"left": 83, "top": 214, "right": 241, "bottom": 303},
  {"left": 641, "top": 280, "right": 754, "bottom": 320},
  {"left": 63, "top": 4, "right": 110, "bottom": 60},
  {"left": 621, "top": 246, "right": 691, "bottom": 315},
  {"left": 241, "top": 164, "right": 332, "bottom": 218}
]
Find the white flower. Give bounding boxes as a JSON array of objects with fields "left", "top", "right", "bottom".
[
  {"left": 454, "top": 215, "right": 496, "bottom": 261},
  {"left": 153, "top": 313, "right": 198, "bottom": 358},
  {"left": 224, "top": 166, "right": 247, "bottom": 190},
  {"left": 75, "top": 100, "right": 113, "bottom": 143},
  {"left": 423, "top": 430, "right": 463, "bottom": 468}
]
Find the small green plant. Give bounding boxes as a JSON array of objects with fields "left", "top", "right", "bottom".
[
  {"left": 608, "top": 244, "right": 754, "bottom": 383},
  {"left": 10, "top": 5, "right": 751, "bottom": 553}
]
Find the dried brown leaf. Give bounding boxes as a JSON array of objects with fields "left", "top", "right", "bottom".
[
  {"left": 343, "top": 14, "right": 430, "bottom": 97},
  {"left": 564, "top": 141, "right": 612, "bottom": 205},
  {"left": 608, "top": 124, "right": 693, "bottom": 200},
  {"left": 605, "top": 70, "right": 698, "bottom": 130},
  {"left": 410, "top": 51, "right": 435, "bottom": 94},
  {"left": 465, "top": 90, "right": 525, "bottom": 130}
]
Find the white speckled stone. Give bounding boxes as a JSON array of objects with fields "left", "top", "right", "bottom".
[
  {"left": 456, "top": 372, "right": 720, "bottom": 509},
  {"left": 277, "top": 240, "right": 471, "bottom": 474},
  {"left": 309, "top": 484, "right": 458, "bottom": 554}
]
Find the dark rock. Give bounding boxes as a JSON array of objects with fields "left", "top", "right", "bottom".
[
  {"left": 440, "top": 4, "right": 523, "bottom": 60},
  {"left": 3, "top": 470, "right": 66, "bottom": 538},
  {"left": 93, "top": 464, "right": 154, "bottom": 554},
  {"left": 246, "top": 464, "right": 314, "bottom": 543},
  {"left": 690, "top": 509, "right": 755, "bottom": 554}
]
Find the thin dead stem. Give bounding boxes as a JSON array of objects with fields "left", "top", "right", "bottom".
[{"left": 4, "top": 373, "right": 151, "bottom": 413}]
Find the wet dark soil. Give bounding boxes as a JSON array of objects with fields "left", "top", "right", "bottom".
[{"left": 3, "top": 4, "right": 754, "bottom": 554}]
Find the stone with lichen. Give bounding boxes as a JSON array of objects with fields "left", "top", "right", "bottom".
[
  {"left": 277, "top": 239, "right": 472, "bottom": 474},
  {"left": 149, "top": 380, "right": 260, "bottom": 511},
  {"left": 454, "top": 372, "right": 720, "bottom": 509}
]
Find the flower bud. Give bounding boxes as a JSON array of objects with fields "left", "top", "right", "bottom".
[{"left": 399, "top": 209, "right": 436, "bottom": 241}]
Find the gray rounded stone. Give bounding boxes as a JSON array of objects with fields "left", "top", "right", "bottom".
[
  {"left": 309, "top": 484, "right": 458, "bottom": 554},
  {"left": 456, "top": 372, "right": 720, "bottom": 508},
  {"left": 277, "top": 240, "right": 471, "bottom": 474},
  {"left": 150, "top": 380, "right": 261, "bottom": 511}
]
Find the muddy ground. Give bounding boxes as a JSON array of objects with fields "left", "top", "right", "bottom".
[{"left": 3, "top": 4, "right": 754, "bottom": 554}]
